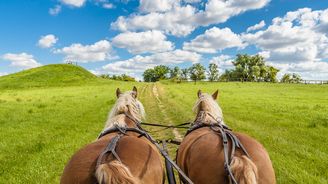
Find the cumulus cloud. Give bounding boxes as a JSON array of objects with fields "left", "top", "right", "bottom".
[
  {"left": 183, "top": 27, "right": 245, "bottom": 53},
  {"left": 112, "top": 30, "right": 174, "bottom": 54},
  {"left": 49, "top": 5, "right": 62, "bottom": 15},
  {"left": 242, "top": 8, "right": 328, "bottom": 79},
  {"left": 269, "top": 61, "right": 328, "bottom": 80},
  {"left": 38, "top": 34, "right": 58, "bottom": 48},
  {"left": 60, "top": 0, "right": 86, "bottom": 7},
  {"left": 139, "top": 0, "right": 177, "bottom": 13},
  {"left": 54, "top": 40, "right": 115, "bottom": 63},
  {"left": 2, "top": 53, "right": 42, "bottom": 69},
  {"left": 111, "top": 0, "right": 270, "bottom": 36},
  {"left": 246, "top": 20, "right": 265, "bottom": 32},
  {"left": 102, "top": 49, "right": 201, "bottom": 74}
]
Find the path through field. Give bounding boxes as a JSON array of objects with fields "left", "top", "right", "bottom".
[{"left": 151, "top": 84, "right": 183, "bottom": 141}]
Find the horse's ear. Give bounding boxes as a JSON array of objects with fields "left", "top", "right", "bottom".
[
  {"left": 132, "top": 86, "right": 137, "bottom": 98},
  {"left": 116, "top": 88, "right": 122, "bottom": 98},
  {"left": 197, "top": 90, "right": 202, "bottom": 98},
  {"left": 212, "top": 90, "right": 219, "bottom": 100}
]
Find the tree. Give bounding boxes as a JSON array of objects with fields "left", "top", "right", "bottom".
[
  {"left": 232, "top": 54, "right": 267, "bottom": 81},
  {"left": 281, "top": 74, "right": 291, "bottom": 83},
  {"left": 170, "top": 66, "right": 181, "bottom": 79},
  {"left": 281, "top": 73, "right": 302, "bottom": 83},
  {"left": 181, "top": 68, "right": 189, "bottom": 81},
  {"left": 99, "top": 74, "right": 110, "bottom": 79},
  {"left": 208, "top": 63, "right": 219, "bottom": 82},
  {"left": 153, "top": 65, "right": 170, "bottom": 80},
  {"left": 223, "top": 54, "right": 279, "bottom": 82},
  {"left": 143, "top": 65, "right": 170, "bottom": 82},
  {"left": 100, "top": 74, "right": 135, "bottom": 81},
  {"left": 189, "top": 63, "right": 206, "bottom": 84},
  {"left": 143, "top": 68, "right": 156, "bottom": 82},
  {"left": 291, "top": 73, "right": 302, "bottom": 83},
  {"left": 263, "top": 66, "right": 279, "bottom": 83}
]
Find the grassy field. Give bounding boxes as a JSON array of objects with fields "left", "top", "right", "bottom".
[{"left": 0, "top": 65, "right": 327, "bottom": 183}]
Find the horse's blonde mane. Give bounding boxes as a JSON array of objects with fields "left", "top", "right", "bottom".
[
  {"left": 104, "top": 91, "right": 145, "bottom": 129},
  {"left": 193, "top": 93, "right": 224, "bottom": 124}
]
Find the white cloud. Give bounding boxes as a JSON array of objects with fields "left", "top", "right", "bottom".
[
  {"left": 111, "top": 0, "right": 270, "bottom": 36},
  {"left": 0, "top": 72, "right": 8, "bottom": 76},
  {"left": 49, "top": 5, "right": 62, "bottom": 15},
  {"left": 38, "top": 34, "right": 58, "bottom": 48},
  {"left": 60, "top": 0, "right": 86, "bottom": 7},
  {"left": 2, "top": 53, "right": 42, "bottom": 69},
  {"left": 269, "top": 61, "right": 328, "bottom": 80},
  {"left": 102, "top": 3, "right": 115, "bottom": 9},
  {"left": 102, "top": 49, "right": 201, "bottom": 74},
  {"left": 112, "top": 5, "right": 197, "bottom": 36},
  {"left": 112, "top": 30, "right": 174, "bottom": 54},
  {"left": 242, "top": 8, "right": 328, "bottom": 79},
  {"left": 243, "top": 8, "right": 328, "bottom": 63},
  {"left": 183, "top": 27, "right": 245, "bottom": 53},
  {"left": 246, "top": 20, "right": 265, "bottom": 32},
  {"left": 139, "top": 0, "right": 177, "bottom": 13},
  {"left": 54, "top": 40, "right": 115, "bottom": 63},
  {"left": 183, "top": 0, "right": 202, "bottom": 3},
  {"left": 209, "top": 55, "right": 234, "bottom": 72}
]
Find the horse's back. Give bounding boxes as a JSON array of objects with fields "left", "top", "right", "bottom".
[
  {"left": 177, "top": 128, "right": 275, "bottom": 184},
  {"left": 61, "top": 133, "right": 164, "bottom": 184}
]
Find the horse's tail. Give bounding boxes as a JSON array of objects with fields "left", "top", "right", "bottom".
[
  {"left": 230, "top": 155, "right": 258, "bottom": 184},
  {"left": 95, "top": 160, "right": 139, "bottom": 184}
]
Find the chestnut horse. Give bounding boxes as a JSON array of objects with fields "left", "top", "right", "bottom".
[
  {"left": 177, "top": 90, "right": 275, "bottom": 184},
  {"left": 61, "top": 87, "right": 164, "bottom": 184}
]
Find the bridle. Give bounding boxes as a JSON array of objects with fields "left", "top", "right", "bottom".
[{"left": 186, "top": 111, "right": 251, "bottom": 184}]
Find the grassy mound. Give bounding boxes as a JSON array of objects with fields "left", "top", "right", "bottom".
[{"left": 0, "top": 64, "right": 99, "bottom": 88}]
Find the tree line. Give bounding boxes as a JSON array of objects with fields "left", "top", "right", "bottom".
[
  {"left": 143, "top": 54, "right": 301, "bottom": 83},
  {"left": 100, "top": 74, "right": 136, "bottom": 82},
  {"left": 99, "top": 54, "right": 303, "bottom": 83}
]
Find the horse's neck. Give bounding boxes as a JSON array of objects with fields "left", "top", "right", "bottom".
[
  {"left": 104, "top": 113, "right": 138, "bottom": 130},
  {"left": 195, "top": 110, "right": 224, "bottom": 125},
  {"left": 124, "top": 116, "right": 138, "bottom": 128}
]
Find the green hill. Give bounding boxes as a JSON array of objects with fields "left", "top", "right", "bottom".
[{"left": 0, "top": 64, "right": 99, "bottom": 89}]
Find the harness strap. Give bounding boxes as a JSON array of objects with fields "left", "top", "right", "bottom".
[
  {"left": 96, "top": 134, "right": 123, "bottom": 168},
  {"left": 186, "top": 111, "right": 252, "bottom": 184},
  {"left": 96, "top": 114, "right": 194, "bottom": 184},
  {"left": 215, "top": 125, "right": 238, "bottom": 184}
]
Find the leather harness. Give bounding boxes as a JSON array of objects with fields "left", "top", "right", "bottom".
[
  {"left": 185, "top": 111, "right": 251, "bottom": 184},
  {"left": 95, "top": 112, "right": 194, "bottom": 184}
]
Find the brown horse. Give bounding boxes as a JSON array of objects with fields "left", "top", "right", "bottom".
[
  {"left": 177, "top": 90, "right": 275, "bottom": 184},
  {"left": 61, "top": 87, "right": 164, "bottom": 184}
]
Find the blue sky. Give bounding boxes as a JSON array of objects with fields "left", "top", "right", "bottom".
[{"left": 1, "top": 0, "right": 328, "bottom": 80}]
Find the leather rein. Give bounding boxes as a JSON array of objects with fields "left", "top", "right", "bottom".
[
  {"left": 96, "top": 112, "right": 194, "bottom": 184},
  {"left": 186, "top": 111, "right": 251, "bottom": 184}
]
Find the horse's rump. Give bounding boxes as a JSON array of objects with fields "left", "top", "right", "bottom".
[
  {"left": 177, "top": 128, "right": 275, "bottom": 184},
  {"left": 61, "top": 132, "right": 164, "bottom": 184}
]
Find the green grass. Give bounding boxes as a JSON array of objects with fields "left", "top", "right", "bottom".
[
  {"left": 0, "top": 65, "right": 327, "bottom": 183},
  {"left": 0, "top": 78, "right": 144, "bottom": 183},
  {"left": 156, "top": 81, "right": 328, "bottom": 184},
  {"left": 0, "top": 64, "right": 100, "bottom": 89}
]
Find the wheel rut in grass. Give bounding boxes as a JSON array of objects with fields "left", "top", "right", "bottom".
[{"left": 152, "top": 84, "right": 182, "bottom": 141}]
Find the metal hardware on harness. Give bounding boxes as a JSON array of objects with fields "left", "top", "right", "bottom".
[{"left": 186, "top": 111, "right": 251, "bottom": 184}]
